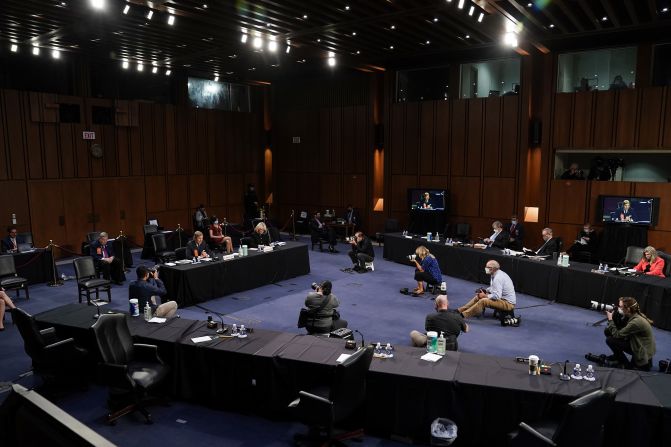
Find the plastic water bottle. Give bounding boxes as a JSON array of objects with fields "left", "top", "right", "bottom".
[
  {"left": 598, "top": 263, "right": 603, "bottom": 272},
  {"left": 192, "top": 256, "right": 197, "bottom": 264},
  {"left": 374, "top": 342, "right": 382, "bottom": 356},
  {"left": 571, "top": 363, "right": 583, "bottom": 380},
  {"left": 584, "top": 364, "right": 596, "bottom": 382},
  {"left": 604, "top": 263, "right": 609, "bottom": 272},
  {"left": 385, "top": 343, "right": 393, "bottom": 358},
  {"left": 144, "top": 303, "right": 152, "bottom": 321},
  {"left": 231, "top": 324, "right": 238, "bottom": 336},
  {"left": 239, "top": 324, "right": 247, "bottom": 338}
]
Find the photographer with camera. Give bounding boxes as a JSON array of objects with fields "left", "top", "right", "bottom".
[
  {"left": 410, "top": 295, "right": 469, "bottom": 350},
  {"left": 129, "top": 265, "right": 178, "bottom": 318},
  {"left": 302, "top": 280, "right": 348, "bottom": 335},
  {"left": 458, "top": 260, "right": 516, "bottom": 318},
  {"left": 347, "top": 231, "right": 374, "bottom": 272},
  {"left": 560, "top": 163, "right": 585, "bottom": 180},
  {"left": 409, "top": 246, "right": 442, "bottom": 296},
  {"left": 604, "top": 297, "right": 656, "bottom": 371}
]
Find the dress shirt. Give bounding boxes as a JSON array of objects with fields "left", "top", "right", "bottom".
[{"left": 487, "top": 270, "right": 516, "bottom": 305}]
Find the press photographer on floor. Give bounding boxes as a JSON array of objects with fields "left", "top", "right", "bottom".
[
  {"left": 604, "top": 297, "right": 656, "bottom": 371},
  {"left": 301, "top": 280, "right": 348, "bottom": 335},
  {"left": 347, "top": 231, "right": 374, "bottom": 272}
]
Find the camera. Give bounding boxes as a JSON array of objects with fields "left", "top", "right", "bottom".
[
  {"left": 501, "top": 315, "right": 521, "bottom": 327},
  {"left": 406, "top": 254, "right": 417, "bottom": 261},
  {"left": 590, "top": 301, "right": 614, "bottom": 312},
  {"left": 311, "top": 282, "right": 320, "bottom": 291},
  {"left": 346, "top": 236, "right": 355, "bottom": 243}
]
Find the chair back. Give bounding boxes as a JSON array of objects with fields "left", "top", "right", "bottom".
[
  {"left": 73, "top": 257, "right": 97, "bottom": 280},
  {"left": 330, "top": 346, "right": 374, "bottom": 422},
  {"left": 91, "top": 313, "right": 134, "bottom": 365},
  {"left": 16, "top": 232, "right": 33, "bottom": 246},
  {"left": 143, "top": 224, "right": 158, "bottom": 235},
  {"left": 240, "top": 236, "right": 253, "bottom": 247},
  {"left": 87, "top": 232, "right": 101, "bottom": 243},
  {"left": 384, "top": 219, "right": 399, "bottom": 233},
  {"left": 12, "top": 307, "right": 47, "bottom": 360},
  {"left": 657, "top": 251, "right": 671, "bottom": 277},
  {"left": 152, "top": 233, "right": 168, "bottom": 252},
  {"left": 553, "top": 387, "right": 617, "bottom": 446},
  {"left": 456, "top": 223, "right": 470, "bottom": 239},
  {"left": 175, "top": 247, "right": 188, "bottom": 260},
  {"left": 624, "top": 246, "right": 645, "bottom": 266},
  {"left": 0, "top": 255, "right": 17, "bottom": 277}
]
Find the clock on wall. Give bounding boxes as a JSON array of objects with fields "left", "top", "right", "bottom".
[{"left": 90, "top": 143, "right": 103, "bottom": 159}]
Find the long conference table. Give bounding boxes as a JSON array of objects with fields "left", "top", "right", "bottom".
[
  {"left": 10, "top": 249, "right": 56, "bottom": 284},
  {"left": 159, "top": 241, "right": 311, "bottom": 307},
  {"left": 35, "top": 303, "right": 671, "bottom": 446},
  {"left": 383, "top": 233, "right": 671, "bottom": 331}
]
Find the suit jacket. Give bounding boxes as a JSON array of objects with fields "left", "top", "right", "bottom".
[
  {"left": 187, "top": 240, "right": 208, "bottom": 257},
  {"left": 129, "top": 278, "right": 167, "bottom": 311},
  {"left": 310, "top": 217, "right": 327, "bottom": 232},
  {"left": 90, "top": 240, "right": 114, "bottom": 260},
  {"left": 1, "top": 236, "right": 19, "bottom": 253},
  {"left": 343, "top": 209, "right": 359, "bottom": 226},
  {"left": 507, "top": 222, "right": 524, "bottom": 243},
  {"left": 251, "top": 231, "right": 272, "bottom": 247},
  {"left": 489, "top": 230, "right": 510, "bottom": 249},
  {"left": 536, "top": 237, "right": 560, "bottom": 256},
  {"left": 352, "top": 236, "right": 374, "bottom": 258}
]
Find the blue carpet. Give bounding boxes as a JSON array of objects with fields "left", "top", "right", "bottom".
[{"left": 2, "top": 235, "right": 670, "bottom": 446}]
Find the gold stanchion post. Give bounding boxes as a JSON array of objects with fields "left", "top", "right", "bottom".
[{"left": 47, "top": 239, "right": 64, "bottom": 287}]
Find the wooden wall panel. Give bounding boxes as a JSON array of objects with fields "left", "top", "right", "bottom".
[
  {"left": 74, "top": 123, "right": 90, "bottom": 178},
  {"left": 43, "top": 124, "right": 60, "bottom": 179},
  {"left": 592, "top": 91, "right": 615, "bottom": 148},
  {"left": 615, "top": 89, "right": 638, "bottom": 147},
  {"left": 500, "top": 96, "right": 519, "bottom": 177},
  {"left": 26, "top": 121, "right": 43, "bottom": 179},
  {"left": 117, "top": 177, "right": 147, "bottom": 243},
  {"left": 165, "top": 106, "right": 177, "bottom": 175},
  {"left": 92, "top": 179, "right": 120, "bottom": 231},
  {"left": 342, "top": 174, "right": 367, "bottom": 212},
  {"left": 61, "top": 180, "right": 93, "bottom": 249},
  {"left": 28, "top": 182, "right": 66, "bottom": 248},
  {"left": 419, "top": 102, "right": 434, "bottom": 176},
  {"left": 319, "top": 174, "right": 341, "bottom": 206},
  {"left": 145, "top": 176, "right": 166, "bottom": 213},
  {"left": 404, "top": 103, "right": 419, "bottom": 175},
  {"left": 390, "top": 175, "right": 416, "bottom": 212},
  {"left": 434, "top": 101, "right": 450, "bottom": 175},
  {"left": 633, "top": 182, "right": 671, "bottom": 232},
  {"left": 4, "top": 91, "right": 26, "bottom": 179},
  {"left": 637, "top": 87, "right": 663, "bottom": 147},
  {"left": 342, "top": 106, "right": 355, "bottom": 173},
  {"left": 390, "top": 104, "right": 404, "bottom": 174},
  {"left": 153, "top": 105, "right": 166, "bottom": 175},
  {"left": 116, "top": 127, "right": 130, "bottom": 177},
  {"left": 663, "top": 88, "right": 671, "bottom": 147},
  {"left": 483, "top": 97, "right": 501, "bottom": 177},
  {"left": 101, "top": 126, "right": 118, "bottom": 177},
  {"left": 571, "top": 92, "right": 593, "bottom": 147},
  {"left": 450, "top": 100, "right": 467, "bottom": 175},
  {"left": 168, "top": 175, "right": 188, "bottom": 211},
  {"left": 449, "top": 176, "right": 480, "bottom": 217},
  {"left": 330, "top": 108, "right": 342, "bottom": 173},
  {"left": 552, "top": 93, "right": 572, "bottom": 148},
  {"left": 548, "top": 180, "right": 587, "bottom": 225},
  {"left": 189, "top": 175, "right": 208, "bottom": 209},
  {"left": 481, "top": 178, "right": 515, "bottom": 218},
  {"left": 0, "top": 94, "right": 8, "bottom": 180},
  {"left": 0, "top": 181, "right": 31, "bottom": 234},
  {"left": 209, "top": 174, "right": 228, "bottom": 207},
  {"left": 466, "top": 99, "right": 483, "bottom": 177},
  {"left": 353, "top": 105, "right": 367, "bottom": 173}
]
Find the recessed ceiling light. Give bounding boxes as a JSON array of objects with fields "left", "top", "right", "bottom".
[
  {"left": 165, "top": 69, "right": 171, "bottom": 75},
  {"left": 345, "top": 5, "right": 350, "bottom": 10},
  {"left": 10, "top": 44, "right": 18, "bottom": 52},
  {"left": 389, "top": 45, "right": 394, "bottom": 49},
  {"left": 252, "top": 35, "right": 263, "bottom": 49},
  {"left": 226, "top": 71, "right": 234, "bottom": 75},
  {"left": 457, "top": 0, "right": 465, "bottom": 9},
  {"left": 123, "top": 4, "right": 129, "bottom": 14},
  {"left": 202, "top": 4, "right": 208, "bottom": 8},
  {"left": 433, "top": 17, "right": 439, "bottom": 22},
  {"left": 228, "top": 54, "right": 237, "bottom": 58},
  {"left": 303, "top": 14, "right": 308, "bottom": 19},
  {"left": 268, "top": 36, "right": 278, "bottom": 52},
  {"left": 390, "top": 25, "right": 396, "bottom": 30},
  {"left": 469, "top": 6, "right": 475, "bottom": 16},
  {"left": 122, "top": 59, "right": 129, "bottom": 69},
  {"left": 152, "top": 67, "right": 158, "bottom": 74},
  {"left": 426, "top": 40, "right": 430, "bottom": 44},
  {"left": 168, "top": 15, "right": 175, "bottom": 25},
  {"left": 527, "top": 2, "right": 532, "bottom": 7},
  {"left": 286, "top": 43, "right": 291, "bottom": 53},
  {"left": 51, "top": 48, "right": 60, "bottom": 59},
  {"left": 317, "top": 38, "right": 321, "bottom": 42},
  {"left": 352, "top": 31, "right": 356, "bottom": 36},
  {"left": 478, "top": 13, "right": 484, "bottom": 22},
  {"left": 663, "top": 7, "right": 669, "bottom": 12},
  {"left": 271, "top": 64, "right": 279, "bottom": 67},
  {"left": 601, "top": 16, "right": 607, "bottom": 21},
  {"left": 248, "top": 67, "right": 256, "bottom": 71},
  {"left": 137, "top": 62, "right": 144, "bottom": 72},
  {"left": 241, "top": 32, "right": 248, "bottom": 43},
  {"left": 549, "top": 23, "right": 555, "bottom": 28},
  {"left": 465, "top": 34, "right": 470, "bottom": 39},
  {"left": 90, "top": 0, "right": 105, "bottom": 10},
  {"left": 146, "top": 10, "right": 153, "bottom": 20},
  {"left": 328, "top": 57, "right": 336, "bottom": 67},
  {"left": 214, "top": 75, "right": 219, "bottom": 82},
  {"left": 356, "top": 50, "right": 360, "bottom": 54},
  {"left": 32, "top": 46, "right": 40, "bottom": 56}
]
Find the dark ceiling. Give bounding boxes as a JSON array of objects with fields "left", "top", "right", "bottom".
[{"left": 1, "top": 0, "right": 670, "bottom": 82}]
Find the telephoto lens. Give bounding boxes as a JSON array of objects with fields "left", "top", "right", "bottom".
[
  {"left": 406, "top": 254, "right": 416, "bottom": 261},
  {"left": 311, "top": 282, "right": 320, "bottom": 291}
]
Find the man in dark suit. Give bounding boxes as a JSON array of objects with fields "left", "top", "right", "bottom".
[
  {"left": 310, "top": 211, "right": 337, "bottom": 253},
  {"left": 506, "top": 214, "right": 524, "bottom": 250},
  {"left": 1, "top": 226, "right": 19, "bottom": 253},
  {"left": 343, "top": 204, "right": 359, "bottom": 226},
  {"left": 567, "top": 223, "right": 599, "bottom": 261},
  {"left": 531, "top": 227, "right": 561, "bottom": 257},
  {"left": 128, "top": 265, "right": 177, "bottom": 318},
  {"left": 91, "top": 231, "right": 126, "bottom": 284},
  {"left": 483, "top": 221, "right": 509, "bottom": 249}
]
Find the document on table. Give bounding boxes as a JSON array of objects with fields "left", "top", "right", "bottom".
[
  {"left": 191, "top": 336, "right": 213, "bottom": 343},
  {"left": 421, "top": 352, "right": 443, "bottom": 362},
  {"left": 148, "top": 317, "right": 166, "bottom": 323}
]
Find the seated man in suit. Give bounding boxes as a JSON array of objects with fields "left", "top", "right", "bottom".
[
  {"left": 526, "top": 227, "right": 560, "bottom": 257},
  {"left": 343, "top": 204, "right": 360, "bottom": 226},
  {"left": 310, "top": 211, "right": 337, "bottom": 253},
  {"left": 251, "top": 222, "right": 272, "bottom": 247},
  {"left": 129, "top": 265, "right": 178, "bottom": 318},
  {"left": 506, "top": 214, "right": 524, "bottom": 250},
  {"left": 187, "top": 231, "right": 210, "bottom": 259},
  {"left": 1, "top": 226, "right": 19, "bottom": 253},
  {"left": 483, "top": 220, "right": 509, "bottom": 249},
  {"left": 91, "top": 231, "right": 126, "bottom": 285},
  {"left": 567, "top": 223, "right": 599, "bottom": 260}
]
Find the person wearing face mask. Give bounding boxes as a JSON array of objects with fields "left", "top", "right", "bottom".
[
  {"left": 526, "top": 227, "right": 560, "bottom": 257},
  {"left": 483, "top": 220, "right": 509, "bottom": 249},
  {"left": 209, "top": 216, "right": 233, "bottom": 253},
  {"left": 566, "top": 223, "right": 599, "bottom": 261},
  {"left": 604, "top": 297, "right": 655, "bottom": 370},
  {"left": 506, "top": 214, "right": 524, "bottom": 250},
  {"left": 634, "top": 246, "right": 665, "bottom": 278},
  {"left": 457, "top": 260, "right": 516, "bottom": 318}
]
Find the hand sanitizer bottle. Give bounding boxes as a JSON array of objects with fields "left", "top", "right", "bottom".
[{"left": 436, "top": 332, "right": 446, "bottom": 355}]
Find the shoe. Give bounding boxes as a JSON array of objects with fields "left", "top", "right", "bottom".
[{"left": 352, "top": 265, "right": 362, "bottom": 271}]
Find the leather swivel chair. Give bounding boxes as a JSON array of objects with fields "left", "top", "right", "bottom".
[
  {"left": 0, "top": 255, "right": 29, "bottom": 300},
  {"left": 152, "top": 233, "right": 175, "bottom": 263}
]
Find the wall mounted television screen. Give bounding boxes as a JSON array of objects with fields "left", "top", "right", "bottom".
[
  {"left": 599, "top": 196, "right": 659, "bottom": 225},
  {"left": 408, "top": 189, "right": 446, "bottom": 211}
]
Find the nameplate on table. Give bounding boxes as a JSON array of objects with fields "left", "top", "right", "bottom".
[{"left": 222, "top": 254, "right": 237, "bottom": 261}]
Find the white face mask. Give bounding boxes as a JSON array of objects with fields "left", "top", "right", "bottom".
[
  {"left": 617, "top": 308, "right": 624, "bottom": 315},
  {"left": 485, "top": 267, "right": 492, "bottom": 274},
  {"left": 511, "top": 220, "right": 517, "bottom": 225},
  {"left": 583, "top": 228, "right": 590, "bottom": 232}
]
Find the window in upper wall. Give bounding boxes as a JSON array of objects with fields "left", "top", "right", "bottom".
[
  {"left": 459, "top": 58, "right": 520, "bottom": 99},
  {"left": 652, "top": 43, "right": 671, "bottom": 86},
  {"left": 396, "top": 66, "right": 450, "bottom": 102},
  {"left": 557, "top": 47, "right": 636, "bottom": 93},
  {"left": 187, "top": 77, "right": 250, "bottom": 112}
]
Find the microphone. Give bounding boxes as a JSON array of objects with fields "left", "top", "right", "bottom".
[
  {"left": 559, "top": 360, "right": 571, "bottom": 381},
  {"left": 214, "top": 312, "right": 227, "bottom": 334},
  {"left": 353, "top": 329, "right": 365, "bottom": 349}
]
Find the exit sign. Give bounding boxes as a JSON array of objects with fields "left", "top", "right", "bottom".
[{"left": 82, "top": 131, "right": 96, "bottom": 140}]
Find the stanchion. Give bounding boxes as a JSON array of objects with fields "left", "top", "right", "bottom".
[
  {"left": 222, "top": 218, "right": 228, "bottom": 237},
  {"left": 118, "top": 230, "right": 129, "bottom": 272},
  {"left": 290, "top": 209, "right": 298, "bottom": 240},
  {"left": 47, "top": 240, "right": 63, "bottom": 287},
  {"left": 176, "top": 224, "right": 184, "bottom": 248}
]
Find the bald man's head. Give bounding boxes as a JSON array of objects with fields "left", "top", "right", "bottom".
[{"left": 435, "top": 295, "right": 448, "bottom": 309}]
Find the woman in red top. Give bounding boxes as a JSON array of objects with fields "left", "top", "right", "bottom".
[
  {"left": 634, "top": 246, "right": 665, "bottom": 278},
  {"left": 209, "top": 217, "right": 233, "bottom": 253}
]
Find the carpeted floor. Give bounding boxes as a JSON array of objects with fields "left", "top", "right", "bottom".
[{"left": 1, "top": 234, "right": 670, "bottom": 446}]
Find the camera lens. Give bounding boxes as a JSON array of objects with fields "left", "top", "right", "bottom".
[{"left": 311, "top": 282, "right": 319, "bottom": 290}]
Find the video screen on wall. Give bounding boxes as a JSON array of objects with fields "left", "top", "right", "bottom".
[
  {"left": 599, "top": 196, "right": 659, "bottom": 225},
  {"left": 408, "top": 189, "right": 447, "bottom": 212}
]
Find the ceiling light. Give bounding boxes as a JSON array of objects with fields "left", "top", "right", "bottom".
[
  {"left": 478, "top": 13, "right": 484, "bottom": 22},
  {"left": 317, "top": 38, "right": 321, "bottom": 42},
  {"left": 469, "top": 6, "right": 475, "bottom": 16},
  {"left": 345, "top": 5, "right": 350, "bottom": 10},
  {"left": 549, "top": 23, "right": 555, "bottom": 28},
  {"left": 122, "top": 59, "right": 129, "bottom": 69},
  {"left": 165, "top": 69, "right": 171, "bottom": 75},
  {"left": 433, "top": 17, "right": 439, "bottom": 22},
  {"left": 601, "top": 16, "right": 607, "bottom": 21},
  {"left": 168, "top": 15, "right": 175, "bottom": 25},
  {"left": 356, "top": 50, "right": 360, "bottom": 54},
  {"left": 146, "top": 10, "right": 153, "bottom": 20},
  {"left": 663, "top": 7, "right": 669, "bottom": 12},
  {"left": 503, "top": 32, "right": 518, "bottom": 48},
  {"left": 10, "top": 44, "right": 18, "bottom": 52},
  {"left": 286, "top": 41, "right": 291, "bottom": 53},
  {"left": 389, "top": 45, "right": 394, "bottom": 49},
  {"left": 328, "top": 58, "right": 336, "bottom": 67},
  {"left": 458, "top": 0, "right": 465, "bottom": 9},
  {"left": 152, "top": 66, "right": 158, "bottom": 74},
  {"left": 390, "top": 25, "right": 396, "bottom": 30},
  {"left": 426, "top": 40, "right": 430, "bottom": 44},
  {"left": 123, "top": 4, "right": 129, "bottom": 14},
  {"left": 90, "top": 0, "right": 105, "bottom": 10},
  {"left": 241, "top": 32, "right": 248, "bottom": 43},
  {"left": 303, "top": 14, "right": 308, "bottom": 19},
  {"left": 465, "top": 34, "right": 470, "bottom": 39},
  {"left": 352, "top": 31, "right": 356, "bottom": 36},
  {"left": 527, "top": 2, "right": 532, "bottom": 6},
  {"left": 214, "top": 75, "right": 219, "bottom": 82},
  {"left": 32, "top": 46, "right": 40, "bottom": 56},
  {"left": 51, "top": 49, "right": 60, "bottom": 59},
  {"left": 137, "top": 62, "right": 144, "bottom": 71},
  {"left": 268, "top": 36, "right": 277, "bottom": 52},
  {"left": 252, "top": 35, "right": 263, "bottom": 49},
  {"left": 202, "top": 4, "right": 208, "bottom": 8}
]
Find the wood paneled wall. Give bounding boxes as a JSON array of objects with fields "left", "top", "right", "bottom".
[{"left": 0, "top": 89, "right": 263, "bottom": 254}]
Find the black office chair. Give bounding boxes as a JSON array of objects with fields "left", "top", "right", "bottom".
[
  {"left": 658, "top": 251, "right": 671, "bottom": 277},
  {"left": 13, "top": 307, "right": 87, "bottom": 385},
  {"left": 82, "top": 231, "right": 102, "bottom": 255},
  {"left": 91, "top": 313, "right": 170, "bottom": 425},
  {"left": 143, "top": 224, "right": 158, "bottom": 236},
  {"left": 174, "top": 247, "right": 188, "bottom": 260},
  {"left": 73, "top": 257, "right": 111, "bottom": 305},
  {"left": 375, "top": 218, "right": 400, "bottom": 246},
  {"left": 508, "top": 387, "right": 617, "bottom": 447},
  {"left": 152, "top": 233, "right": 175, "bottom": 263},
  {"left": 240, "top": 236, "right": 253, "bottom": 248},
  {"left": 454, "top": 223, "right": 471, "bottom": 242},
  {"left": 0, "top": 255, "right": 29, "bottom": 300},
  {"left": 296, "top": 210, "right": 309, "bottom": 234},
  {"left": 289, "top": 346, "right": 374, "bottom": 446},
  {"left": 624, "top": 246, "right": 645, "bottom": 267},
  {"left": 310, "top": 226, "right": 324, "bottom": 251}
]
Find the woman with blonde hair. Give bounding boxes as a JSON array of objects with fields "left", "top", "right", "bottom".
[
  {"left": 251, "top": 221, "right": 272, "bottom": 247},
  {"left": 634, "top": 246, "right": 665, "bottom": 277},
  {"left": 410, "top": 245, "right": 442, "bottom": 296}
]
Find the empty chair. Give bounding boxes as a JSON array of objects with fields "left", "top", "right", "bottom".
[
  {"left": 454, "top": 223, "right": 471, "bottom": 242},
  {"left": 152, "top": 233, "right": 175, "bottom": 263},
  {"left": 290, "top": 346, "right": 374, "bottom": 446},
  {"left": 73, "top": 257, "right": 111, "bottom": 305},
  {"left": 143, "top": 224, "right": 158, "bottom": 236},
  {"left": 174, "top": 247, "right": 188, "bottom": 260},
  {"left": 624, "top": 246, "right": 645, "bottom": 267},
  {"left": 240, "top": 236, "right": 253, "bottom": 248},
  {"left": 91, "top": 313, "right": 170, "bottom": 424},
  {"left": 508, "top": 387, "right": 617, "bottom": 447},
  {"left": 0, "top": 255, "right": 29, "bottom": 300}
]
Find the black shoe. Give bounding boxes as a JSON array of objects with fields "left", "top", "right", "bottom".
[{"left": 352, "top": 265, "right": 362, "bottom": 271}]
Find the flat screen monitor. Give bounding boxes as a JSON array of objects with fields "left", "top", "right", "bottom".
[
  {"left": 408, "top": 189, "right": 446, "bottom": 212},
  {"left": 599, "top": 195, "right": 659, "bottom": 226}
]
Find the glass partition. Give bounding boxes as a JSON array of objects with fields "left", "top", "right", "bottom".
[
  {"left": 187, "top": 77, "right": 250, "bottom": 111},
  {"left": 557, "top": 47, "right": 636, "bottom": 93},
  {"left": 396, "top": 65, "right": 450, "bottom": 102},
  {"left": 459, "top": 58, "right": 520, "bottom": 99}
]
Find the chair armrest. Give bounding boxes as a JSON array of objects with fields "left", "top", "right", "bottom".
[
  {"left": 98, "top": 363, "right": 135, "bottom": 390},
  {"left": 298, "top": 390, "right": 332, "bottom": 406},
  {"left": 39, "top": 327, "right": 59, "bottom": 345},
  {"left": 512, "top": 422, "right": 557, "bottom": 447},
  {"left": 133, "top": 343, "right": 163, "bottom": 363},
  {"left": 43, "top": 338, "right": 87, "bottom": 359}
]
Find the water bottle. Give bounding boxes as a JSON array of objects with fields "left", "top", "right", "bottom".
[
  {"left": 238, "top": 246, "right": 243, "bottom": 256},
  {"left": 385, "top": 343, "right": 393, "bottom": 358},
  {"left": 604, "top": 263, "right": 609, "bottom": 272},
  {"left": 598, "top": 263, "right": 603, "bottom": 272},
  {"left": 435, "top": 233, "right": 440, "bottom": 242},
  {"left": 239, "top": 324, "right": 247, "bottom": 338},
  {"left": 192, "top": 256, "right": 197, "bottom": 264},
  {"left": 231, "top": 324, "right": 238, "bottom": 336},
  {"left": 374, "top": 342, "right": 382, "bottom": 356},
  {"left": 427, "top": 232, "right": 432, "bottom": 241},
  {"left": 584, "top": 364, "right": 596, "bottom": 382},
  {"left": 571, "top": 363, "right": 583, "bottom": 380},
  {"left": 436, "top": 331, "right": 446, "bottom": 355},
  {"left": 144, "top": 303, "right": 152, "bottom": 321},
  {"left": 440, "top": 281, "right": 447, "bottom": 292}
]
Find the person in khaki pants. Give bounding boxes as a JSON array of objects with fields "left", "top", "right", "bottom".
[{"left": 458, "top": 260, "right": 516, "bottom": 318}]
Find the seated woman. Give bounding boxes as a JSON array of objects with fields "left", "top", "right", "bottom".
[
  {"left": 411, "top": 245, "right": 442, "bottom": 296},
  {"left": 209, "top": 216, "right": 233, "bottom": 253},
  {"left": 0, "top": 288, "right": 17, "bottom": 331},
  {"left": 634, "top": 246, "right": 665, "bottom": 277},
  {"left": 251, "top": 222, "right": 272, "bottom": 247},
  {"left": 303, "top": 281, "right": 347, "bottom": 335},
  {"left": 187, "top": 231, "right": 209, "bottom": 259}
]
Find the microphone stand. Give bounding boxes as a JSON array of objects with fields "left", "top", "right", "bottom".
[
  {"left": 176, "top": 224, "right": 183, "bottom": 248},
  {"left": 92, "top": 300, "right": 102, "bottom": 319},
  {"left": 47, "top": 240, "right": 63, "bottom": 287},
  {"left": 353, "top": 329, "right": 365, "bottom": 349},
  {"left": 215, "top": 312, "right": 227, "bottom": 334},
  {"left": 559, "top": 360, "right": 571, "bottom": 381}
]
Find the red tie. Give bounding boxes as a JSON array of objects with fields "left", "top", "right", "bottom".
[{"left": 102, "top": 246, "right": 107, "bottom": 258}]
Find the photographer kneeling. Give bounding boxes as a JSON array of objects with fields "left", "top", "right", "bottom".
[
  {"left": 303, "top": 280, "right": 348, "bottom": 335},
  {"left": 604, "top": 297, "right": 656, "bottom": 371},
  {"left": 410, "top": 246, "right": 442, "bottom": 296}
]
